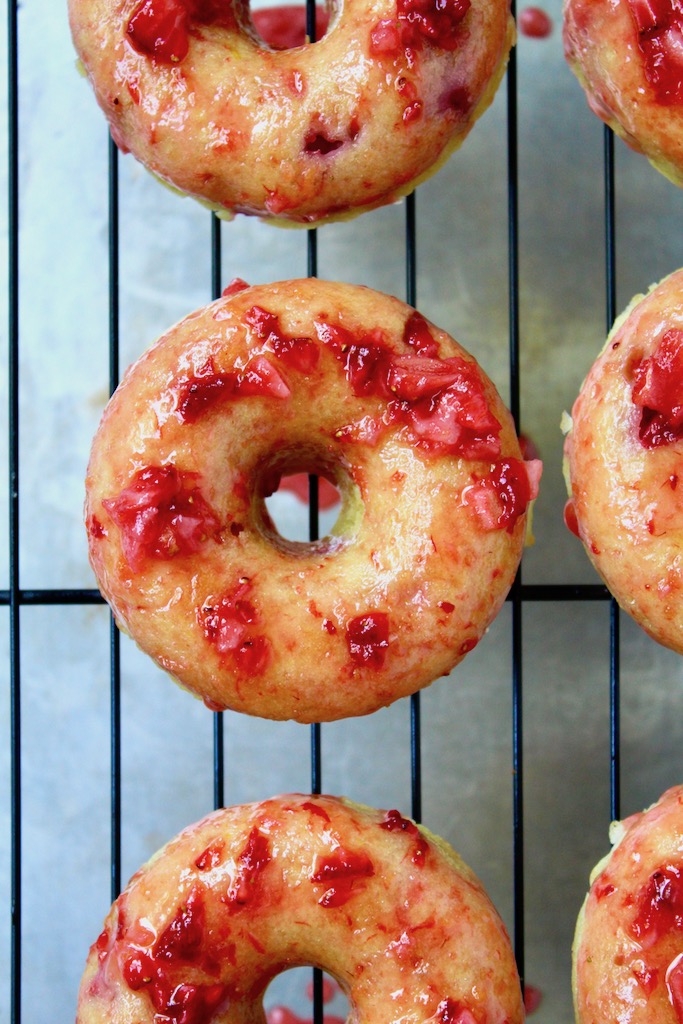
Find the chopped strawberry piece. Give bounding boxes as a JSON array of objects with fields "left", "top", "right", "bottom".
[
  {"left": 435, "top": 998, "right": 478, "bottom": 1024},
  {"left": 225, "top": 827, "right": 272, "bottom": 906},
  {"left": 387, "top": 355, "right": 462, "bottom": 401},
  {"left": 238, "top": 355, "right": 291, "bottom": 399},
  {"left": 403, "top": 311, "right": 440, "bottom": 357},
  {"left": 397, "top": 0, "right": 471, "bottom": 50},
  {"left": 154, "top": 886, "right": 205, "bottom": 963},
  {"left": 199, "top": 582, "right": 271, "bottom": 675},
  {"left": 311, "top": 847, "right": 375, "bottom": 907},
  {"left": 346, "top": 612, "right": 390, "bottom": 667},
  {"left": 369, "top": 18, "right": 403, "bottom": 54},
  {"left": 463, "top": 457, "right": 541, "bottom": 532},
  {"left": 102, "top": 465, "right": 221, "bottom": 570},
  {"left": 630, "top": 865, "right": 683, "bottom": 946},
  {"left": 667, "top": 955, "right": 683, "bottom": 1023},
  {"left": 632, "top": 328, "right": 683, "bottom": 446},
  {"left": 222, "top": 277, "right": 250, "bottom": 298},
  {"left": 126, "top": 0, "right": 190, "bottom": 62},
  {"left": 626, "top": 0, "right": 683, "bottom": 103}
]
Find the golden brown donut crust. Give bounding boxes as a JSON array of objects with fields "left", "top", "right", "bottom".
[
  {"left": 68, "top": 0, "right": 515, "bottom": 225},
  {"left": 564, "top": 268, "right": 683, "bottom": 655},
  {"left": 76, "top": 793, "right": 525, "bottom": 1024},
  {"left": 573, "top": 785, "right": 683, "bottom": 1024},
  {"left": 85, "top": 278, "right": 539, "bottom": 722}
]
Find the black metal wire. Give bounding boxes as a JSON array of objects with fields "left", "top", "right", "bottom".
[
  {"left": 604, "top": 125, "right": 621, "bottom": 823},
  {"left": 8, "top": 0, "right": 21, "bottom": 1018},
  {"left": 211, "top": 212, "right": 226, "bottom": 812}
]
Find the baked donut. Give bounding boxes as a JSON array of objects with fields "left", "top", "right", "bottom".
[
  {"left": 67, "top": 0, "right": 515, "bottom": 226},
  {"left": 76, "top": 793, "right": 525, "bottom": 1024},
  {"left": 85, "top": 278, "right": 541, "bottom": 723},
  {"left": 573, "top": 784, "right": 683, "bottom": 1024},
  {"left": 563, "top": 268, "right": 683, "bottom": 655},
  {"left": 563, "top": 0, "right": 683, "bottom": 187}
]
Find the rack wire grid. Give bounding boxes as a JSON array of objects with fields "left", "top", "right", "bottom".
[{"left": 5, "top": 0, "right": 683, "bottom": 1022}]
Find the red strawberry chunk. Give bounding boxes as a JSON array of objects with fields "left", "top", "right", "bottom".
[
  {"left": 102, "top": 465, "right": 221, "bottom": 570},
  {"left": 127, "top": 0, "right": 190, "bottom": 62},
  {"left": 626, "top": 0, "right": 683, "bottom": 102},
  {"left": 462, "top": 457, "right": 541, "bottom": 532},
  {"left": 632, "top": 328, "right": 683, "bottom": 446}
]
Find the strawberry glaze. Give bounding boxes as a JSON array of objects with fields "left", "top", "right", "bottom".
[{"left": 631, "top": 328, "right": 683, "bottom": 447}]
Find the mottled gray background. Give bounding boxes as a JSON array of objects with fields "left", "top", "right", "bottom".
[{"left": 2, "top": 0, "right": 683, "bottom": 1021}]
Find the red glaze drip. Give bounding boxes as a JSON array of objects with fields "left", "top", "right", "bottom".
[
  {"left": 245, "top": 305, "right": 319, "bottom": 373},
  {"left": 199, "top": 582, "right": 271, "bottom": 675},
  {"left": 195, "top": 838, "right": 226, "bottom": 871},
  {"left": 176, "top": 355, "right": 290, "bottom": 422},
  {"left": 224, "top": 827, "right": 272, "bottom": 908},
  {"left": 632, "top": 960, "right": 659, "bottom": 996},
  {"left": 301, "top": 800, "right": 332, "bottom": 822},
  {"left": 563, "top": 498, "right": 581, "bottom": 538},
  {"left": 524, "top": 984, "right": 543, "bottom": 1014},
  {"left": 627, "top": 0, "right": 683, "bottom": 104},
  {"left": 632, "top": 328, "right": 683, "bottom": 447},
  {"left": 403, "top": 311, "right": 440, "bottom": 357},
  {"left": 222, "top": 277, "right": 250, "bottom": 298},
  {"left": 631, "top": 865, "right": 683, "bottom": 946},
  {"left": 120, "top": 886, "right": 230, "bottom": 1024},
  {"left": 315, "top": 319, "right": 504, "bottom": 459},
  {"left": 102, "top": 465, "right": 221, "bottom": 571},
  {"left": 87, "top": 514, "right": 106, "bottom": 539},
  {"left": 380, "top": 809, "right": 429, "bottom": 865},
  {"left": 346, "top": 612, "right": 390, "bottom": 668},
  {"left": 439, "top": 600, "right": 455, "bottom": 613},
  {"left": 252, "top": 4, "right": 329, "bottom": 47},
  {"left": 518, "top": 5, "right": 553, "bottom": 37},
  {"left": 463, "top": 458, "right": 539, "bottom": 532},
  {"left": 311, "top": 847, "right": 375, "bottom": 907}
]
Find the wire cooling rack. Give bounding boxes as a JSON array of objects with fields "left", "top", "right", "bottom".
[{"left": 6, "top": 1, "right": 683, "bottom": 1022}]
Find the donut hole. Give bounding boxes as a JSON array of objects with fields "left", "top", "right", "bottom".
[
  {"left": 257, "top": 451, "right": 361, "bottom": 551},
  {"left": 250, "top": 0, "right": 332, "bottom": 49},
  {"left": 264, "top": 966, "right": 350, "bottom": 1023}
]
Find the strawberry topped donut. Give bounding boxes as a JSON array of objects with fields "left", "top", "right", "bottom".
[
  {"left": 563, "top": 0, "right": 683, "bottom": 186},
  {"left": 573, "top": 785, "right": 683, "bottom": 1024},
  {"left": 76, "top": 793, "right": 525, "bottom": 1024},
  {"left": 67, "top": 0, "right": 515, "bottom": 225},
  {"left": 85, "top": 278, "right": 540, "bottom": 723},
  {"left": 564, "top": 268, "right": 683, "bottom": 655}
]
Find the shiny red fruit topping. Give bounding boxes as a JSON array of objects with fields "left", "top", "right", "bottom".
[
  {"left": 245, "top": 305, "right": 319, "bottom": 373},
  {"left": 127, "top": 0, "right": 190, "bottom": 62},
  {"left": 630, "top": 865, "right": 683, "bottom": 946},
  {"left": 199, "top": 582, "right": 271, "bottom": 675},
  {"left": 195, "top": 838, "right": 226, "bottom": 871},
  {"left": 667, "top": 955, "right": 683, "bottom": 1023},
  {"left": 346, "top": 612, "right": 390, "bottom": 668},
  {"left": 225, "top": 827, "right": 272, "bottom": 907},
  {"left": 120, "top": 886, "right": 230, "bottom": 1024},
  {"left": 176, "top": 354, "right": 290, "bottom": 422},
  {"left": 311, "top": 846, "right": 375, "bottom": 907},
  {"left": 632, "top": 328, "right": 683, "bottom": 447},
  {"left": 397, "top": 0, "right": 471, "bottom": 50},
  {"left": 403, "top": 311, "right": 440, "bottom": 357},
  {"left": 627, "top": 0, "right": 683, "bottom": 103},
  {"left": 463, "top": 457, "right": 541, "bottom": 532},
  {"left": 563, "top": 498, "right": 580, "bottom": 538},
  {"left": 380, "top": 809, "right": 429, "bottom": 865},
  {"left": 316, "top": 318, "right": 504, "bottom": 459},
  {"left": 436, "top": 999, "right": 478, "bottom": 1024},
  {"left": 126, "top": 0, "right": 230, "bottom": 63},
  {"left": 102, "top": 465, "right": 221, "bottom": 571},
  {"left": 252, "top": 4, "right": 329, "bottom": 48}
]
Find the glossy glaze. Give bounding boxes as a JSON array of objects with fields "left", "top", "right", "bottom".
[
  {"left": 77, "top": 794, "right": 525, "bottom": 1024},
  {"left": 68, "top": 0, "right": 514, "bottom": 225},
  {"left": 85, "top": 279, "right": 539, "bottom": 722}
]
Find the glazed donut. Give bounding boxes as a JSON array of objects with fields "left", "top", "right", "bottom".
[
  {"left": 573, "top": 785, "right": 683, "bottom": 1024},
  {"left": 76, "top": 793, "right": 525, "bottom": 1024},
  {"left": 85, "top": 278, "right": 541, "bottom": 723},
  {"left": 67, "top": 0, "right": 515, "bottom": 226},
  {"left": 563, "top": 0, "right": 683, "bottom": 187},
  {"left": 563, "top": 268, "right": 683, "bottom": 654}
]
